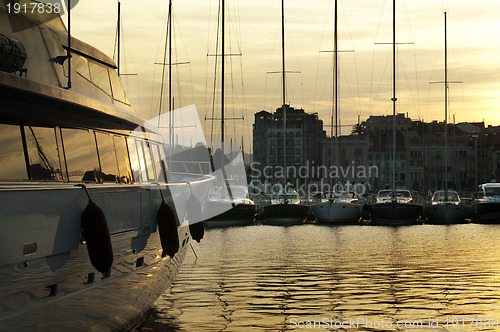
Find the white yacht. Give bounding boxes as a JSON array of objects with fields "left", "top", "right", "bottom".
[
  {"left": 204, "top": 185, "right": 256, "bottom": 228},
  {"left": 424, "top": 190, "right": 467, "bottom": 224},
  {"left": 0, "top": 4, "right": 213, "bottom": 331},
  {"left": 309, "top": 0, "right": 362, "bottom": 225},
  {"left": 368, "top": 189, "right": 422, "bottom": 226},
  {"left": 376, "top": 189, "right": 413, "bottom": 204},
  {"left": 312, "top": 191, "right": 363, "bottom": 225},
  {"left": 472, "top": 183, "right": 500, "bottom": 223}
]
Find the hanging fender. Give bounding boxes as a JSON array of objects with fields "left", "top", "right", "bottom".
[
  {"left": 81, "top": 200, "right": 113, "bottom": 275},
  {"left": 78, "top": 184, "right": 113, "bottom": 275},
  {"left": 156, "top": 202, "right": 179, "bottom": 258},
  {"left": 187, "top": 194, "right": 204, "bottom": 243}
]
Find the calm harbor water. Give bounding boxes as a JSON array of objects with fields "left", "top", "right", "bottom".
[{"left": 140, "top": 223, "right": 500, "bottom": 331}]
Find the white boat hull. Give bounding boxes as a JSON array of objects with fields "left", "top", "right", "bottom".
[
  {"left": 0, "top": 183, "right": 201, "bottom": 331},
  {"left": 0, "top": 232, "right": 188, "bottom": 331},
  {"left": 311, "top": 200, "right": 363, "bottom": 224},
  {"left": 424, "top": 203, "right": 467, "bottom": 224}
]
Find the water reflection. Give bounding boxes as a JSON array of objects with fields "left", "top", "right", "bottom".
[{"left": 140, "top": 224, "right": 500, "bottom": 331}]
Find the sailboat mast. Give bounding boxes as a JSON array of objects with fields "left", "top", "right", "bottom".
[
  {"left": 444, "top": 11, "right": 448, "bottom": 199},
  {"left": 221, "top": 0, "right": 225, "bottom": 147},
  {"left": 169, "top": 0, "right": 172, "bottom": 115},
  {"left": 281, "top": 0, "right": 287, "bottom": 198},
  {"left": 333, "top": 0, "right": 338, "bottom": 197},
  {"left": 158, "top": 0, "right": 173, "bottom": 145},
  {"left": 117, "top": 1, "right": 121, "bottom": 76},
  {"left": 391, "top": 0, "right": 397, "bottom": 196}
]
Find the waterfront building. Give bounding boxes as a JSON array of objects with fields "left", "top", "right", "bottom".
[
  {"left": 252, "top": 105, "right": 325, "bottom": 186},
  {"left": 253, "top": 109, "right": 499, "bottom": 194}
]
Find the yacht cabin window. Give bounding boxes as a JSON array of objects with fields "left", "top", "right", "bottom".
[
  {"left": 0, "top": 121, "right": 162, "bottom": 185},
  {"left": 113, "top": 135, "right": 132, "bottom": 184},
  {"left": 74, "top": 54, "right": 129, "bottom": 104},
  {"left": 95, "top": 132, "right": 118, "bottom": 183},
  {"left": 0, "top": 124, "right": 28, "bottom": 180},
  {"left": 127, "top": 137, "right": 142, "bottom": 183},
  {"left": 24, "top": 126, "right": 63, "bottom": 181},
  {"left": 88, "top": 61, "right": 112, "bottom": 96},
  {"left": 61, "top": 128, "right": 96, "bottom": 182}
]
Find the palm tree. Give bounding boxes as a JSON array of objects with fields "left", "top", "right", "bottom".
[{"left": 351, "top": 122, "right": 367, "bottom": 135}]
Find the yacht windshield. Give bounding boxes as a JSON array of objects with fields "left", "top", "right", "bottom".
[
  {"left": 485, "top": 187, "right": 500, "bottom": 197},
  {"left": 433, "top": 191, "right": 459, "bottom": 202},
  {"left": 378, "top": 190, "right": 410, "bottom": 198}
]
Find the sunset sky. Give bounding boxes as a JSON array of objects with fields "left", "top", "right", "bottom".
[{"left": 66, "top": 0, "right": 500, "bottom": 150}]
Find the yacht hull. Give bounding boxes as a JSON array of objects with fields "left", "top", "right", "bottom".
[
  {"left": 311, "top": 201, "right": 363, "bottom": 224},
  {"left": 0, "top": 184, "right": 200, "bottom": 331},
  {"left": 424, "top": 203, "right": 467, "bottom": 224},
  {"left": 205, "top": 203, "right": 256, "bottom": 228},
  {"left": 472, "top": 202, "right": 500, "bottom": 224},
  {"left": 263, "top": 203, "right": 309, "bottom": 225},
  {"left": 367, "top": 202, "right": 422, "bottom": 226}
]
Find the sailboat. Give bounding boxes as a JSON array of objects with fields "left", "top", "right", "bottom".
[
  {"left": 310, "top": 0, "right": 363, "bottom": 225},
  {"left": 424, "top": 12, "right": 467, "bottom": 224},
  {"left": 366, "top": 0, "right": 422, "bottom": 226},
  {"left": 263, "top": 0, "right": 310, "bottom": 226},
  {"left": 204, "top": 0, "right": 256, "bottom": 228}
]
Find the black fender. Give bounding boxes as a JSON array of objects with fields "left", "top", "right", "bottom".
[
  {"left": 187, "top": 194, "right": 204, "bottom": 243},
  {"left": 156, "top": 202, "right": 179, "bottom": 258},
  {"left": 81, "top": 201, "right": 113, "bottom": 274}
]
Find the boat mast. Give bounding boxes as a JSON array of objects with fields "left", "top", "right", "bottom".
[
  {"left": 117, "top": 1, "right": 121, "bottom": 76},
  {"left": 444, "top": 11, "right": 448, "bottom": 200},
  {"left": 391, "top": 0, "right": 396, "bottom": 198},
  {"left": 66, "top": 0, "right": 71, "bottom": 89},
  {"left": 169, "top": 0, "right": 173, "bottom": 115},
  {"left": 281, "top": 0, "right": 287, "bottom": 202},
  {"left": 332, "top": 0, "right": 338, "bottom": 200},
  {"left": 431, "top": 12, "right": 461, "bottom": 197},
  {"left": 221, "top": 0, "right": 225, "bottom": 149},
  {"left": 168, "top": 0, "right": 173, "bottom": 148},
  {"left": 157, "top": 0, "right": 174, "bottom": 146}
]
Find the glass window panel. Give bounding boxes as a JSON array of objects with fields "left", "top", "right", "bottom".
[
  {"left": 108, "top": 68, "right": 129, "bottom": 104},
  {"left": 24, "top": 126, "right": 62, "bottom": 181},
  {"left": 74, "top": 55, "right": 91, "bottom": 81},
  {"left": 0, "top": 124, "right": 28, "bottom": 180},
  {"left": 88, "top": 60, "right": 112, "bottom": 96},
  {"left": 62, "top": 128, "right": 96, "bottom": 182},
  {"left": 141, "top": 141, "right": 156, "bottom": 182},
  {"left": 95, "top": 132, "right": 118, "bottom": 183},
  {"left": 151, "top": 144, "right": 167, "bottom": 183},
  {"left": 134, "top": 140, "right": 150, "bottom": 182},
  {"left": 127, "top": 137, "right": 142, "bottom": 183},
  {"left": 114, "top": 135, "right": 132, "bottom": 184}
]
